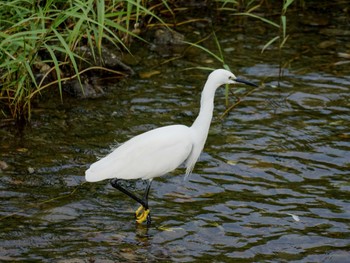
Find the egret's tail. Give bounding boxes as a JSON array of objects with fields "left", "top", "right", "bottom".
[
  {"left": 85, "top": 167, "right": 99, "bottom": 182},
  {"left": 85, "top": 158, "right": 113, "bottom": 182}
]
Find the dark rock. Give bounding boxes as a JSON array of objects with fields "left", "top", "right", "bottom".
[{"left": 149, "top": 27, "right": 186, "bottom": 57}]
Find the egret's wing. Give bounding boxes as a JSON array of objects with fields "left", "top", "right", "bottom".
[{"left": 85, "top": 125, "right": 193, "bottom": 182}]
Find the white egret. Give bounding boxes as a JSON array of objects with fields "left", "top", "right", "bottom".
[{"left": 85, "top": 69, "right": 257, "bottom": 224}]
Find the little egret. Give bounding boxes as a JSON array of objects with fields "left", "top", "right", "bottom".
[{"left": 85, "top": 69, "right": 257, "bottom": 224}]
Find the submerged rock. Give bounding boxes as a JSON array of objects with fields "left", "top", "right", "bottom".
[
  {"left": 0, "top": 160, "right": 8, "bottom": 171},
  {"left": 320, "top": 28, "right": 350, "bottom": 36},
  {"left": 300, "top": 15, "right": 330, "bottom": 27},
  {"left": 149, "top": 27, "right": 186, "bottom": 57},
  {"left": 75, "top": 45, "right": 135, "bottom": 75},
  {"left": 63, "top": 76, "right": 104, "bottom": 99},
  {"left": 63, "top": 44, "right": 137, "bottom": 98}
]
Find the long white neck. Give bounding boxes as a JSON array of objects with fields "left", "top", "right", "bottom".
[
  {"left": 191, "top": 77, "right": 219, "bottom": 134},
  {"left": 185, "top": 77, "right": 221, "bottom": 175}
]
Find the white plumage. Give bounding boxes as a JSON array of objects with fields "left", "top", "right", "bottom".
[
  {"left": 85, "top": 69, "right": 257, "bottom": 224},
  {"left": 85, "top": 125, "right": 193, "bottom": 182}
]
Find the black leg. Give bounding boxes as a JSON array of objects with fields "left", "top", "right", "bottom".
[
  {"left": 142, "top": 179, "right": 153, "bottom": 208},
  {"left": 110, "top": 178, "right": 153, "bottom": 224},
  {"left": 143, "top": 179, "right": 153, "bottom": 225},
  {"left": 110, "top": 179, "right": 148, "bottom": 208}
]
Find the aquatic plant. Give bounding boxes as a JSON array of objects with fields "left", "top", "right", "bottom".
[
  {"left": 217, "top": 0, "right": 296, "bottom": 81},
  {"left": 217, "top": 0, "right": 295, "bottom": 53},
  {"left": 0, "top": 0, "right": 166, "bottom": 124}
]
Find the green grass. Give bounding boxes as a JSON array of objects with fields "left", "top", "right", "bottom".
[{"left": 0, "top": 0, "right": 168, "bottom": 123}]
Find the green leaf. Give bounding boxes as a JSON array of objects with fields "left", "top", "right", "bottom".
[
  {"left": 283, "top": 0, "right": 294, "bottom": 13},
  {"left": 281, "top": 15, "right": 287, "bottom": 39},
  {"left": 96, "top": 0, "right": 105, "bottom": 55},
  {"left": 44, "top": 44, "right": 63, "bottom": 99},
  {"left": 52, "top": 28, "right": 81, "bottom": 85},
  {"left": 279, "top": 34, "right": 289, "bottom": 49},
  {"left": 261, "top": 36, "right": 279, "bottom": 53},
  {"left": 235, "top": 12, "right": 279, "bottom": 28},
  {"left": 182, "top": 40, "right": 224, "bottom": 64}
]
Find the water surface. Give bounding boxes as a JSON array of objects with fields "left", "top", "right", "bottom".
[{"left": 1, "top": 10, "right": 350, "bottom": 262}]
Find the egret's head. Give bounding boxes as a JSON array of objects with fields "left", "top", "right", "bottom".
[{"left": 210, "top": 69, "right": 258, "bottom": 87}]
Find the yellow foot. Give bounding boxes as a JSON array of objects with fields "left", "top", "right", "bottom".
[{"left": 135, "top": 205, "right": 150, "bottom": 224}]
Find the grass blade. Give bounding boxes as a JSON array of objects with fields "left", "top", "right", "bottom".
[
  {"left": 44, "top": 44, "right": 63, "bottom": 98},
  {"left": 234, "top": 12, "right": 280, "bottom": 28},
  {"left": 261, "top": 36, "right": 279, "bottom": 53}
]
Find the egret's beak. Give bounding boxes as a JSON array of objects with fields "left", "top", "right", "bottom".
[{"left": 235, "top": 78, "right": 258, "bottom": 87}]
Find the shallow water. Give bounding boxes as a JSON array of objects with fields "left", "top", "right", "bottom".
[{"left": 1, "top": 8, "right": 350, "bottom": 262}]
